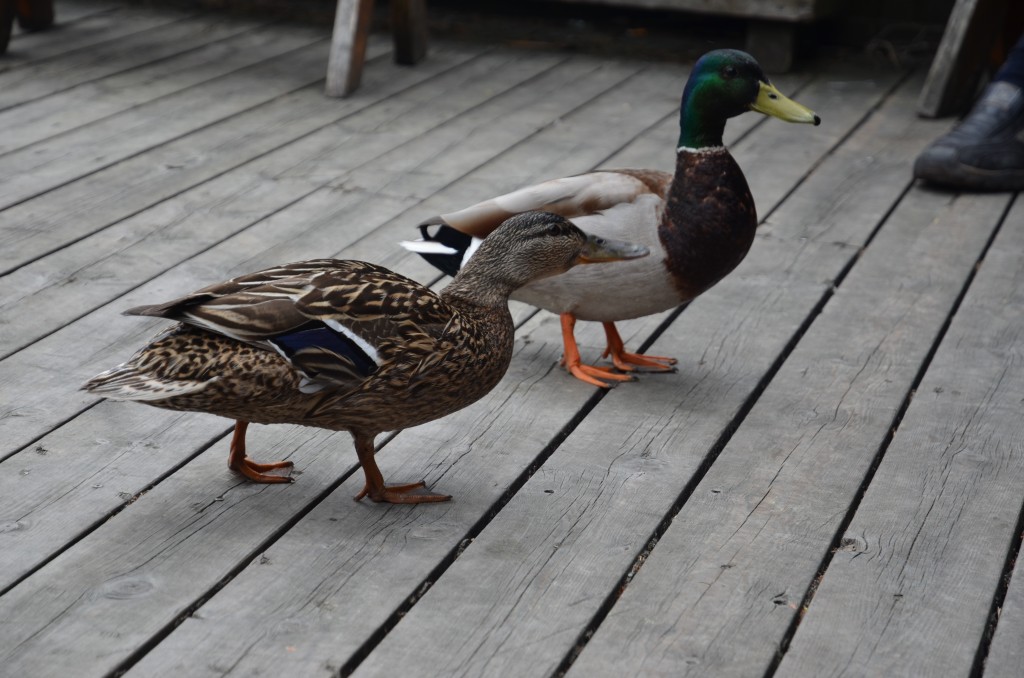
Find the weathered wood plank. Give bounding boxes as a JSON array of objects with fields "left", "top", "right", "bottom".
[
  {"left": 0, "top": 420, "right": 363, "bottom": 678},
  {"left": 984, "top": 337, "right": 1024, "bottom": 678},
  {"left": 3, "top": 0, "right": 116, "bottom": 58},
  {"left": 0, "top": 5, "right": 1015, "bottom": 676},
  {"left": 0, "top": 20, "right": 304, "bottom": 155},
  {"left": 14, "top": 0, "right": 118, "bottom": 29},
  {"left": 776, "top": 196, "right": 1024, "bottom": 676},
  {"left": 0, "top": 34, "right": 411, "bottom": 278},
  {"left": 116, "top": 69, "right": 893, "bottom": 678},
  {"left": 0, "top": 56, "right": 648, "bottom": 593},
  {"left": 0, "top": 49, "right": 566, "bottom": 358},
  {"left": 0, "top": 33, "right": 333, "bottom": 211},
  {"left": 0, "top": 3, "right": 194, "bottom": 76},
  {"left": 0, "top": 13, "right": 266, "bottom": 112},
  {"left": 566, "top": 187, "right": 1010, "bottom": 676}
]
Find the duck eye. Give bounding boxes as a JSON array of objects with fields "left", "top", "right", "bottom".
[
  {"left": 722, "top": 65, "right": 737, "bottom": 79},
  {"left": 547, "top": 223, "right": 562, "bottom": 236}
]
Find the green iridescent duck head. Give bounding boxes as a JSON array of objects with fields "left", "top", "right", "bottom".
[{"left": 677, "top": 49, "right": 820, "bottom": 150}]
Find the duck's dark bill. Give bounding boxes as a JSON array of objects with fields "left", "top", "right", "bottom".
[
  {"left": 576, "top": 234, "right": 650, "bottom": 264},
  {"left": 751, "top": 82, "right": 821, "bottom": 126}
]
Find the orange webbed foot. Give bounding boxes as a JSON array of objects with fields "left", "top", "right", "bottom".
[
  {"left": 561, "top": 356, "right": 635, "bottom": 388},
  {"left": 227, "top": 421, "right": 294, "bottom": 483},
  {"left": 231, "top": 456, "right": 294, "bottom": 484},
  {"left": 559, "top": 313, "right": 635, "bottom": 388},
  {"left": 604, "top": 348, "right": 678, "bottom": 373},
  {"left": 601, "top": 322, "right": 677, "bottom": 373},
  {"left": 354, "top": 480, "right": 452, "bottom": 504},
  {"left": 353, "top": 434, "right": 452, "bottom": 504}
]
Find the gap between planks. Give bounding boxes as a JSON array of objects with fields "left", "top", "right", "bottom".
[{"left": 775, "top": 193, "right": 1023, "bottom": 676}]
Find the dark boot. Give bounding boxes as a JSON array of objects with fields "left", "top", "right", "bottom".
[{"left": 914, "top": 81, "right": 1024, "bottom": 191}]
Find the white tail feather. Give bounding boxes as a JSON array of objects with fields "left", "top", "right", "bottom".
[
  {"left": 83, "top": 365, "right": 215, "bottom": 401},
  {"left": 399, "top": 239, "right": 458, "bottom": 255}
]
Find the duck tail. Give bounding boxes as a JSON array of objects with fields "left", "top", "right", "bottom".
[
  {"left": 399, "top": 217, "right": 475, "bottom": 278},
  {"left": 82, "top": 363, "right": 213, "bottom": 402}
]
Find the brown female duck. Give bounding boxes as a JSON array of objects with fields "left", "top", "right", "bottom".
[{"left": 83, "top": 212, "right": 647, "bottom": 504}]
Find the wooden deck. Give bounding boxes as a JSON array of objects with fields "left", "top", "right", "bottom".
[{"left": 1, "top": 2, "right": 1022, "bottom": 676}]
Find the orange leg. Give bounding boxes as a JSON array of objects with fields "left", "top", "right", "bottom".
[
  {"left": 559, "top": 314, "right": 634, "bottom": 388},
  {"left": 601, "top": 322, "right": 677, "bottom": 372},
  {"left": 352, "top": 433, "right": 451, "bottom": 504},
  {"left": 227, "top": 421, "right": 294, "bottom": 483}
]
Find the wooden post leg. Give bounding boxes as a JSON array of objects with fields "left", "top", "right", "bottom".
[
  {"left": 917, "top": 0, "right": 1007, "bottom": 118},
  {"left": 391, "top": 0, "right": 427, "bottom": 65},
  {"left": 16, "top": 0, "right": 54, "bottom": 31},
  {"left": 326, "top": 0, "right": 375, "bottom": 97},
  {"left": 1, "top": 0, "right": 15, "bottom": 55}
]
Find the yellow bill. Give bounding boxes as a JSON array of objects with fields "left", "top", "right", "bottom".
[{"left": 751, "top": 81, "right": 821, "bottom": 125}]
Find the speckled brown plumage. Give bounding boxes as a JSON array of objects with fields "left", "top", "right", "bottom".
[
  {"left": 118, "top": 286, "right": 511, "bottom": 436},
  {"left": 84, "top": 212, "right": 647, "bottom": 503}
]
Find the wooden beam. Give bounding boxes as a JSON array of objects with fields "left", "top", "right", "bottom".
[
  {"left": 325, "top": 0, "right": 375, "bottom": 97},
  {"left": 391, "top": 0, "right": 427, "bottom": 65},
  {"left": 918, "top": 0, "right": 1007, "bottom": 118},
  {"left": 0, "top": 0, "right": 15, "bottom": 54}
]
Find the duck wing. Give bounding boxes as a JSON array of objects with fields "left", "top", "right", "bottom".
[
  {"left": 127, "top": 260, "right": 454, "bottom": 393},
  {"left": 404, "top": 170, "right": 670, "bottom": 276}
]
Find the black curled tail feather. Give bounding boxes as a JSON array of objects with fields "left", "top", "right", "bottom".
[{"left": 416, "top": 221, "right": 473, "bottom": 278}]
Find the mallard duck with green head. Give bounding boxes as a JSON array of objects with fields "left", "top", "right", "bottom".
[
  {"left": 403, "top": 49, "right": 820, "bottom": 387},
  {"left": 83, "top": 212, "right": 647, "bottom": 503}
]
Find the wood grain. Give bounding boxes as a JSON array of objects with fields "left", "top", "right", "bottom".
[
  {"left": 777, "top": 195, "right": 1024, "bottom": 676},
  {"left": 568, "top": 187, "right": 1012, "bottom": 677},
  {"left": 0, "top": 2, "right": 187, "bottom": 76},
  {"left": 0, "top": 36, "right": 333, "bottom": 211},
  {"left": 0, "top": 13, "right": 265, "bottom": 113},
  {"left": 0, "top": 20, "right": 305, "bottom": 155},
  {"left": 0, "top": 3, "right": 1015, "bottom": 676}
]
